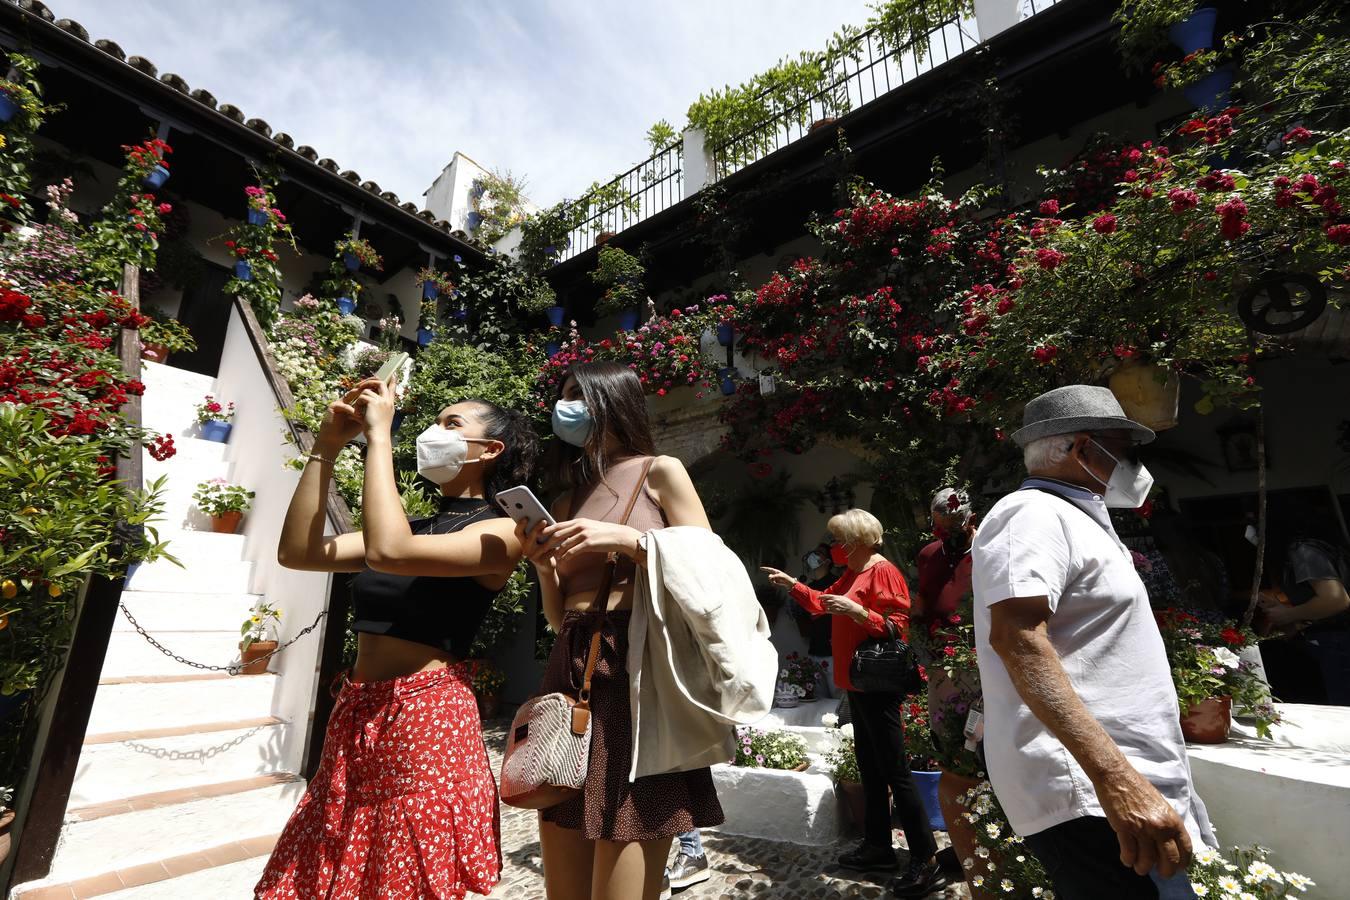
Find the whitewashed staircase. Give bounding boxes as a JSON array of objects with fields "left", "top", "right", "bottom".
[{"left": 12, "top": 361, "right": 303, "bottom": 899}]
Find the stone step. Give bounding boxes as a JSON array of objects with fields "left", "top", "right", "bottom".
[
  {"left": 87, "top": 675, "right": 278, "bottom": 737},
  {"left": 124, "top": 556, "right": 254, "bottom": 595},
  {"left": 37, "top": 779, "right": 301, "bottom": 888},
  {"left": 70, "top": 719, "right": 293, "bottom": 807},
  {"left": 97, "top": 853, "right": 273, "bottom": 900},
  {"left": 114, "top": 591, "right": 263, "bottom": 633},
  {"left": 100, "top": 631, "right": 251, "bottom": 680},
  {"left": 154, "top": 530, "right": 246, "bottom": 563}
]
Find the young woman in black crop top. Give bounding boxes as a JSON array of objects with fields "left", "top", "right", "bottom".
[{"left": 256, "top": 377, "right": 539, "bottom": 900}]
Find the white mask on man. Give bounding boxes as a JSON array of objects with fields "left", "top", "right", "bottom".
[{"left": 1080, "top": 439, "right": 1155, "bottom": 509}]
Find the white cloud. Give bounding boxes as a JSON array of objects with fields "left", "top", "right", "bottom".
[{"left": 48, "top": 0, "right": 874, "bottom": 207}]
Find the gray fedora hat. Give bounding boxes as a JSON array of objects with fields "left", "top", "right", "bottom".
[{"left": 1011, "top": 385, "right": 1155, "bottom": 447}]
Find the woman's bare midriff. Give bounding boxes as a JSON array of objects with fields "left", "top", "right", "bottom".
[
  {"left": 353, "top": 632, "right": 457, "bottom": 683},
  {"left": 562, "top": 584, "right": 634, "bottom": 614}
]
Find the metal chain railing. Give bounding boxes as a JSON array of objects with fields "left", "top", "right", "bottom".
[{"left": 118, "top": 602, "right": 327, "bottom": 676}]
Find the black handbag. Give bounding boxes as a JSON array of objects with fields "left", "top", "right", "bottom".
[{"left": 849, "top": 618, "right": 921, "bottom": 694}]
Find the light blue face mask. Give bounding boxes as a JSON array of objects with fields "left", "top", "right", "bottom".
[{"left": 552, "top": 398, "right": 593, "bottom": 447}]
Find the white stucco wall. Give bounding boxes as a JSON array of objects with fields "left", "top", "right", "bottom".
[{"left": 215, "top": 305, "right": 334, "bottom": 775}]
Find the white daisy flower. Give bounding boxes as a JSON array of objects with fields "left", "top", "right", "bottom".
[
  {"left": 971, "top": 875, "right": 985, "bottom": 887},
  {"left": 1284, "top": 873, "right": 1314, "bottom": 890},
  {"left": 1217, "top": 876, "right": 1241, "bottom": 892},
  {"left": 1247, "top": 861, "right": 1280, "bottom": 883},
  {"left": 1191, "top": 885, "right": 1208, "bottom": 897},
  {"left": 1001, "top": 880, "right": 1014, "bottom": 892},
  {"left": 976, "top": 846, "right": 990, "bottom": 859},
  {"left": 985, "top": 822, "right": 1001, "bottom": 839}
]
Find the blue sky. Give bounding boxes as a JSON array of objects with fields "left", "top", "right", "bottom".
[{"left": 52, "top": 0, "right": 875, "bottom": 208}]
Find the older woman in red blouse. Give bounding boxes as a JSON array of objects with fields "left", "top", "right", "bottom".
[{"left": 763, "top": 508, "right": 944, "bottom": 898}]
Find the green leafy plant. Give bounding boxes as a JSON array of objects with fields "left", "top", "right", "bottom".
[
  {"left": 240, "top": 601, "right": 281, "bottom": 650},
  {"left": 820, "top": 714, "right": 861, "bottom": 782},
  {"left": 81, "top": 138, "right": 173, "bottom": 290},
  {"left": 192, "top": 479, "right": 255, "bottom": 517},
  {"left": 590, "top": 245, "right": 645, "bottom": 317},
  {"left": 777, "top": 652, "right": 824, "bottom": 692},
  {"left": 1188, "top": 845, "right": 1314, "bottom": 897},
  {"left": 1113, "top": 0, "right": 1204, "bottom": 73},
  {"left": 732, "top": 726, "right": 808, "bottom": 770},
  {"left": 1154, "top": 608, "right": 1279, "bottom": 737},
  {"left": 469, "top": 169, "right": 529, "bottom": 245},
  {"left": 221, "top": 177, "right": 296, "bottom": 332},
  {"left": 139, "top": 312, "right": 197, "bottom": 355},
  {"left": 470, "top": 659, "right": 507, "bottom": 696},
  {"left": 869, "top": 0, "right": 973, "bottom": 60},
  {"left": 335, "top": 236, "right": 382, "bottom": 270},
  {"left": 0, "top": 53, "right": 56, "bottom": 224}
]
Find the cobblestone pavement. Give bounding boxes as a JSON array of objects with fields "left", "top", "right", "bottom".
[{"left": 482, "top": 723, "right": 971, "bottom": 900}]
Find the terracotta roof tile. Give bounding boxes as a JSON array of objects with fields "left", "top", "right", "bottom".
[{"left": 3, "top": 1, "right": 478, "bottom": 251}]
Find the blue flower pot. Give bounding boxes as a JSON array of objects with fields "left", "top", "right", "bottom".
[
  {"left": 467, "top": 210, "right": 483, "bottom": 231},
  {"left": 453, "top": 306, "right": 468, "bottom": 320},
  {"left": 618, "top": 308, "right": 639, "bottom": 331},
  {"left": 546, "top": 341, "right": 562, "bottom": 357},
  {"left": 201, "top": 419, "right": 233, "bottom": 443},
  {"left": 422, "top": 281, "right": 439, "bottom": 300},
  {"left": 0, "top": 93, "right": 17, "bottom": 123},
  {"left": 233, "top": 260, "right": 252, "bottom": 281},
  {"left": 246, "top": 208, "right": 269, "bottom": 226},
  {"left": 391, "top": 410, "right": 406, "bottom": 434},
  {"left": 343, "top": 251, "right": 360, "bottom": 272},
  {"left": 417, "top": 327, "right": 435, "bottom": 347},
  {"left": 143, "top": 165, "right": 171, "bottom": 190},
  {"left": 546, "top": 305, "right": 566, "bottom": 327},
  {"left": 337, "top": 296, "right": 356, "bottom": 315},
  {"left": 0, "top": 689, "right": 32, "bottom": 723},
  {"left": 543, "top": 245, "right": 560, "bottom": 259},
  {"left": 1183, "top": 65, "right": 1236, "bottom": 113},
  {"left": 719, "top": 366, "right": 737, "bottom": 396},
  {"left": 716, "top": 322, "right": 735, "bottom": 346},
  {"left": 912, "top": 770, "right": 945, "bottom": 831},
  {"left": 1168, "top": 7, "right": 1218, "bottom": 54}
]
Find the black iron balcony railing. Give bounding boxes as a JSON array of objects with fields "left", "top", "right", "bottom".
[{"left": 550, "top": 0, "right": 1063, "bottom": 263}]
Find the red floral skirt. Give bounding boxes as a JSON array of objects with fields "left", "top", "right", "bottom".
[{"left": 254, "top": 665, "right": 501, "bottom": 899}]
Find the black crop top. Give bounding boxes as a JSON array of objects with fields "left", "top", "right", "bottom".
[{"left": 349, "top": 496, "right": 506, "bottom": 659}]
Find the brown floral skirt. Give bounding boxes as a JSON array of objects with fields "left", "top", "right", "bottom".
[{"left": 538, "top": 609, "right": 724, "bottom": 842}]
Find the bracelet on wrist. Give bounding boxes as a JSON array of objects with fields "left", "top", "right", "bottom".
[{"left": 306, "top": 453, "right": 335, "bottom": 466}]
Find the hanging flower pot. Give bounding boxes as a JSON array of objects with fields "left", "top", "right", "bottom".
[
  {"left": 246, "top": 209, "right": 269, "bottom": 226},
  {"left": 808, "top": 116, "right": 838, "bottom": 134},
  {"left": 141, "top": 343, "right": 169, "bottom": 364},
  {"left": 1180, "top": 696, "right": 1232, "bottom": 743},
  {"left": 337, "top": 296, "right": 357, "bottom": 315},
  {"left": 466, "top": 210, "right": 483, "bottom": 231},
  {"left": 211, "top": 510, "right": 244, "bottom": 534},
  {"left": 142, "top": 165, "right": 171, "bottom": 190},
  {"left": 0, "top": 93, "right": 17, "bottom": 123},
  {"left": 1182, "top": 64, "right": 1236, "bottom": 113},
  {"left": 422, "top": 281, "right": 439, "bottom": 301},
  {"left": 1168, "top": 7, "right": 1218, "bottom": 54},
  {"left": 417, "top": 327, "right": 435, "bottom": 348},
  {"left": 617, "top": 308, "right": 639, "bottom": 331},
  {"left": 233, "top": 260, "right": 252, "bottom": 281},
  {"left": 1108, "top": 359, "right": 1180, "bottom": 431},
  {"left": 546, "top": 305, "right": 566, "bottom": 327},
  {"left": 595, "top": 231, "right": 616, "bottom": 247},
  {"left": 912, "top": 770, "right": 946, "bottom": 831},
  {"left": 453, "top": 306, "right": 468, "bottom": 320},
  {"left": 391, "top": 410, "right": 406, "bottom": 434},
  {"left": 719, "top": 366, "right": 737, "bottom": 396},
  {"left": 342, "top": 251, "right": 361, "bottom": 272},
  {"left": 200, "top": 420, "right": 233, "bottom": 443},
  {"left": 238, "top": 640, "right": 276, "bottom": 676},
  {"left": 716, "top": 322, "right": 735, "bottom": 346},
  {"left": 546, "top": 341, "right": 562, "bottom": 357}
]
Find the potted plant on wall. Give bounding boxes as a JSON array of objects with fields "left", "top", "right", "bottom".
[
  {"left": 138, "top": 310, "right": 197, "bottom": 363},
  {"left": 779, "top": 652, "right": 824, "bottom": 702},
  {"left": 1155, "top": 608, "right": 1278, "bottom": 743},
  {"left": 732, "top": 726, "right": 809, "bottom": 771},
  {"left": 822, "top": 713, "right": 867, "bottom": 827},
  {"left": 194, "top": 393, "right": 236, "bottom": 442},
  {"left": 471, "top": 660, "right": 506, "bottom": 718},
  {"left": 193, "top": 478, "right": 255, "bottom": 534},
  {"left": 336, "top": 235, "right": 381, "bottom": 273},
  {"left": 591, "top": 245, "right": 646, "bottom": 331},
  {"left": 239, "top": 601, "right": 280, "bottom": 675}
]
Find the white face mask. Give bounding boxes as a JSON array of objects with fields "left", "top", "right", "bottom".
[
  {"left": 415, "top": 425, "right": 487, "bottom": 485},
  {"left": 1080, "top": 439, "right": 1155, "bottom": 509}
]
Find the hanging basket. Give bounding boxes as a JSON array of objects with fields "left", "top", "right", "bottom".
[
  {"left": 1108, "top": 360, "right": 1180, "bottom": 431},
  {"left": 1168, "top": 7, "right": 1218, "bottom": 54},
  {"left": 246, "top": 209, "right": 269, "bottom": 226}
]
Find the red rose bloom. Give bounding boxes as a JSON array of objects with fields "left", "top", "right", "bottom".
[{"left": 1092, "top": 213, "right": 1118, "bottom": 234}]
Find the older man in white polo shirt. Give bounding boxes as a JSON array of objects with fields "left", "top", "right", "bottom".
[{"left": 972, "top": 385, "right": 1214, "bottom": 900}]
